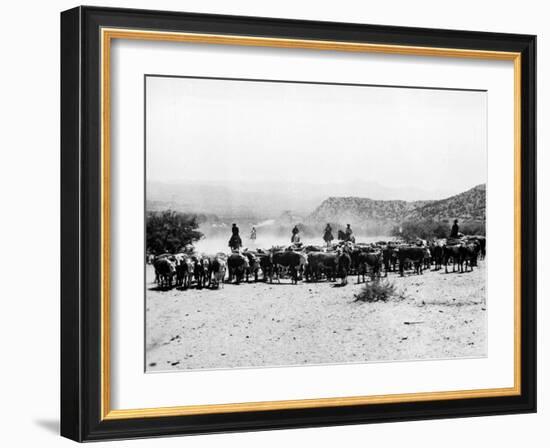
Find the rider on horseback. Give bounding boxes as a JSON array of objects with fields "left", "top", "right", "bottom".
[
  {"left": 228, "top": 223, "right": 242, "bottom": 251},
  {"left": 323, "top": 223, "right": 333, "bottom": 247},
  {"left": 291, "top": 225, "right": 300, "bottom": 243},
  {"left": 344, "top": 224, "right": 355, "bottom": 243}
]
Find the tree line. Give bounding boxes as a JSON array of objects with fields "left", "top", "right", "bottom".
[
  {"left": 146, "top": 210, "right": 203, "bottom": 254},
  {"left": 391, "top": 219, "right": 485, "bottom": 241}
]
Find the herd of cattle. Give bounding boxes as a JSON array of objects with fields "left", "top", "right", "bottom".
[{"left": 150, "top": 235, "right": 486, "bottom": 290}]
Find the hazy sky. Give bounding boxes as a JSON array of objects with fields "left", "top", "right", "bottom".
[{"left": 146, "top": 76, "right": 486, "bottom": 196}]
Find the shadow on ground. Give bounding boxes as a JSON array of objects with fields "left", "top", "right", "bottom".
[{"left": 34, "top": 419, "right": 59, "bottom": 435}]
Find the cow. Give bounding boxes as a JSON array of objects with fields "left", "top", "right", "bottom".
[
  {"left": 350, "top": 247, "right": 380, "bottom": 283},
  {"left": 192, "top": 255, "right": 210, "bottom": 289},
  {"left": 271, "top": 251, "right": 307, "bottom": 284},
  {"left": 465, "top": 235, "right": 486, "bottom": 260},
  {"left": 153, "top": 253, "right": 176, "bottom": 283},
  {"left": 191, "top": 256, "right": 202, "bottom": 288},
  {"left": 382, "top": 244, "right": 398, "bottom": 275},
  {"left": 153, "top": 257, "right": 176, "bottom": 288},
  {"left": 422, "top": 245, "right": 432, "bottom": 270},
  {"left": 350, "top": 247, "right": 363, "bottom": 274},
  {"left": 303, "top": 245, "right": 323, "bottom": 253},
  {"left": 429, "top": 240, "right": 445, "bottom": 271},
  {"left": 397, "top": 246, "right": 430, "bottom": 276},
  {"left": 460, "top": 241, "right": 480, "bottom": 271},
  {"left": 306, "top": 252, "right": 339, "bottom": 282},
  {"left": 477, "top": 236, "right": 487, "bottom": 259},
  {"left": 306, "top": 250, "right": 350, "bottom": 285},
  {"left": 227, "top": 253, "right": 249, "bottom": 284},
  {"left": 175, "top": 254, "right": 194, "bottom": 289},
  {"left": 336, "top": 249, "right": 352, "bottom": 285},
  {"left": 257, "top": 252, "right": 273, "bottom": 281},
  {"left": 173, "top": 253, "right": 184, "bottom": 287},
  {"left": 358, "top": 250, "right": 383, "bottom": 283},
  {"left": 443, "top": 244, "right": 463, "bottom": 273},
  {"left": 208, "top": 254, "right": 227, "bottom": 289},
  {"left": 242, "top": 251, "right": 261, "bottom": 282}
]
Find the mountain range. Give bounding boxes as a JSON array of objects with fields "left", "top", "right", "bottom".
[
  {"left": 146, "top": 180, "right": 461, "bottom": 219},
  {"left": 306, "top": 184, "right": 486, "bottom": 227}
]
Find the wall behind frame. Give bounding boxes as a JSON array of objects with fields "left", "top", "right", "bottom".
[{"left": 0, "top": 0, "right": 545, "bottom": 447}]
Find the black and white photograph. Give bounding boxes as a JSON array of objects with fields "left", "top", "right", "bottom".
[
  {"left": 145, "top": 75, "right": 488, "bottom": 372},
  {"left": 53, "top": 4, "right": 538, "bottom": 443}
]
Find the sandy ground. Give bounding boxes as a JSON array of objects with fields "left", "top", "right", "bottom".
[{"left": 146, "top": 261, "right": 487, "bottom": 372}]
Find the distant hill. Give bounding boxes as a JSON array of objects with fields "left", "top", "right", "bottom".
[
  {"left": 306, "top": 184, "right": 486, "bottom": 231},
  {"left": 146, "top": 180, "right": 459, "bottom": 220},
  {"left": 407, "top": 184, "right": 486, "bottom": 222}
]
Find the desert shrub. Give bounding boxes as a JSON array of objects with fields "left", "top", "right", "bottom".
[
  {"left": 460, "top": 221, "right": 486, "bottom": 236},
  {"left": 391, "top": 219, "right": 485, "bottom": 240},
  {"left": 146, "top": 210, "right": 203, "bottom": 254},
  {"left": 431, "top": 222, "right": 452, "bottom": 238},
  {"left": 391, "top": 220, "right": 450, "bottom": 241},
  {"left": 354, "top": 280, "right": 398, "bottom": 303}
]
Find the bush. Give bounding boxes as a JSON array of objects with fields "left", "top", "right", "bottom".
[
  {"left": 354, "top": 280, "right": 398, "bottom": 303},
  {"left": 146, "top": 210, "right": 203, "bottom": 254},
  {"left": 460, "top": 221, "right": 486, "bottom": 236},
  {"left": 391, "top": 220, "right": 450, "bottom": 241}
]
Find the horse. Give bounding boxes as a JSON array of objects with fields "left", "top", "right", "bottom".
[
  {"left": 228, "top": 234, "right": 242, "bottom": 251},
  {"left": 323, "top": 228, "right": 334, "bottom": 247}
]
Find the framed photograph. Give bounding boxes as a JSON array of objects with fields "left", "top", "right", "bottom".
[{"left": 61, "top": 6, "right": 536, "bottom": 441}]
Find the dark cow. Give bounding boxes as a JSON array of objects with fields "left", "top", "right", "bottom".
[
  {"left": 336, "top": 250, "right": 352, "bottom": 285},
  {"left": 306, "top": 250, "right": 350, "bottom": 285},
  {"left": 271, "top": 251, "right": 307, "bottom": 284},
  {"left": 443, "top": 244, "right": 463, "bottom": 273},
  {"left": 154, "top": 257, "right": 176, "bottom": 288},
  {"left": 306, "top": 252, "right": 338, "bottom": 282},
  {"left": 364, "top": 251, "right": 383, "bottom": 282},
  {"left": 429, "top": 241, "right": 444, "bottom": 271},
  {"left": 227, "top": 253, "right": 249, "bottom": 284},
  {"left": 350, "top": 248, "right": 363, "bottom": 274},
  {"left": 477, "top": 236, "right": 487, "bottom": 259},
  {"left": 154, "top": 253, "right": 176, "bottom": 283},
  {"left": 460, "top": 241, "right": 480, "bottom": 271},
  {"left": 351, "top": 248, "right": 382, "bottom": 283},
  {"left": 465, "top": 235, "right": 486, "bottom": 260},
  {"left": 382, "top": 244, "right": 398, "bottom": 275},
  {"left": 256, "top": 252, "right": 273, "bottom": 282},
  {"left": 191, "top": 255, "right": 202, "bottom": 288},
  {"left": 397, "top": 246, "right": 430, "bottom": 276},
  {"left": 304, "top": 245, "right": 323, "bottom": 252}
]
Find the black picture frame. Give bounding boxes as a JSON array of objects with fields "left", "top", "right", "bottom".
[{"left": 61, "top": 5, "right": 536, "bottom": 442}]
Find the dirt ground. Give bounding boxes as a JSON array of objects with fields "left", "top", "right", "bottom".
[{"left": 145, "top": 261, "right": 487, "bottom": 372}]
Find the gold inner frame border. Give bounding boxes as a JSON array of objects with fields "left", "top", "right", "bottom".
[{"left": 99, "top": 27, "right": 522, "bottom": 421}]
